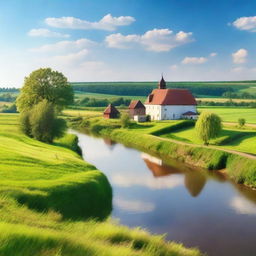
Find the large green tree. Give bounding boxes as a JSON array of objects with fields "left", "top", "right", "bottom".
[
  {"left": 17, "top": 68, "right": 73, "bottom": 112},
  {"left": 195, "top": 111, "right": 222, "bottom": 145}
]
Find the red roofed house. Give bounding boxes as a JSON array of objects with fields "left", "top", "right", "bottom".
[
  {"left": 128, "top": 100, "right": 146, "bottom": 118},
  {"left": 145, "top": 76, "right": 198, "bottom": 120},
  {"left": 103, "top": 104, "right": 120, "bottom": 119}
]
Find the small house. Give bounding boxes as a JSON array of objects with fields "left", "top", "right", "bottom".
[
  {"left": 128, "top": 100, "right": 146, "bottom": 119},
  {"left": 182, "top": 111, "right": 198, "bottom": 120},
  {"left": 103, "top": 104, "right": 120, "bottom": 119}
]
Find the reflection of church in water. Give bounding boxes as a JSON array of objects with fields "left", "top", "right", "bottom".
[{"left": 141, "top": 153, "right": 206, "bottom": 197}]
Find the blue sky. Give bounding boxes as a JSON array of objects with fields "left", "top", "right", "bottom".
[{"left": 0, "top": 0, "right": 256, "bottom": 86}]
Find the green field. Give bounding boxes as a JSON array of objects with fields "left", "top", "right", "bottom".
[
  {"left": 0, "top": 114, "right": 201, "bottom": 256},
  {"left": 198, "top": 107, "right": 256, "bottom": 124},
  {"left": 159, "top": 125, "right": 256, "bottom": 155}
]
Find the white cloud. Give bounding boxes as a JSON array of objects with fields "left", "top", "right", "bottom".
[
  {"left": 232, "top": 48, "right": 248, "bottom": 64},
  {"left": 182, "top": 56, "right": 208, "bottom": 64},
  {"left": 105, "top": 28, "right": 193, "bottom": 52},
  {"left": 230, "top": 196, "right": 256, "bottom": 215},
  {"left": 170, "top": 64, "right": 178, "bottom": 70},
  {"left": 233, "top": 16, "right": 256, "bottom": 32},
  {"left": 28, "top": 28, "right": 70, "bottom": 38},
  {"left": 30, "top": 38, "right": 95, "bottom": 53},
  {"left": 114, "top": 198, "right": 155, "bottom": 213},
  {"left": 111, "top": 173, "right": 183, "bottom": 190},
  {"left": 45, "top": 14, "right": 135, "bottom": 31},
  {"left": 46, "top": 50, "right": 88, "bottom": 67},
  {"left": 210, "top": 52, "right": 217, "bottom": 57}
]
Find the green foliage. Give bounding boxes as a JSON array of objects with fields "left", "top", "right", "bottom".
[
  {"left": 238, "top": 118, "right": 246, "bottom": 127},
  {"left": 20, "top": 110, "right": 31, "bottom": 136},
  {"left": 21, "top": 100, "right": 67, "bottom": 143},
  {"left": 120, "top": 112, "right": 130, "bottom": 128},
  {"left": 76, "top": 96, "right": 131, "bottom": 107},
  {"left": 0, "top": 103, "right": 17, "bottom": 113},
  {"left": 17, "top": 68, "right": 73, "bottom": 112},
  {"left": 196, "top": 111, "right": 222, "bottom": 145}
]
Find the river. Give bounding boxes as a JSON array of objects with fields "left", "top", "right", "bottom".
[{"left": 73, "top": 130, "right": 256, "bottom": 256}]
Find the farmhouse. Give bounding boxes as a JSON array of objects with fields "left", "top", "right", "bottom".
[
  {"left": 103, "top": 104, "right": 120, "bottom": 119},
  {"left": 145, "top": 76, "right": 198, "bottom": 120},
  {"left": 128, "top": 100, "right": 146, "bottom": 118}
]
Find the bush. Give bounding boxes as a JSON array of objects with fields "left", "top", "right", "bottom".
[
  {"left": 20, "top": 100, "right": 67, "bottom": 143},
  {"left": 20, "top": 111, "right": 32, "bottom": 136},
  {"left": 238, "top": 118, "right": 246, "bottom": 127},
  {"left": 120, "top": 113, "right": 130, "bottom": 128}
]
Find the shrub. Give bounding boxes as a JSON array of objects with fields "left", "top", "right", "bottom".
[
  {"left": 195, "top": 111, "right": 222, "bottom": 145},
  {"left": 238, "top": 118, "right": 246, "bottom": 127},
  {"left": 120, "top": 113, "right": 130, "bottom": 128},
  {"left": 20, "top": 111, "right": 32, "bottom": 136},
  {"left": 20, "top": 100, "right": 67, "bottom": 143}
]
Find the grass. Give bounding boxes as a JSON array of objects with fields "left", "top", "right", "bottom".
[
  {"left": 198, "top": 106, "right": 256, "bottom": 123},
  {"left": 0, "top": 113, "right": 201, "bottom": 256},
  {"left": 160, "top": 125, "right": 256, "bottom": 153}
]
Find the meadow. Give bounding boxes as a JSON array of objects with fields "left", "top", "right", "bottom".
[
  {"left": 197, "top": 107, "right": 256, "bottom": 124},
  {"left": 0, "top": 114, "right": 201, "bottom": 256}
]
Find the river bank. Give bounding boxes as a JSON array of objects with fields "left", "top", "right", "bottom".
[
  {"left": 0, "top": 114, "right": 202, "bottom": 256},
  {"left": 70, "top": 116, "right": 256, "bottom": 188}
]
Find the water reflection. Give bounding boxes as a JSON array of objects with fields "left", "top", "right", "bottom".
[
  {"left": 114, "top": 197, "right": 155, "bottom": 213},
  {"left": 142, "top": 153, "right": 206, "bottom": 197}
]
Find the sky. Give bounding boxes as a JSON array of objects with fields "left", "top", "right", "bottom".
[{"left": 0, "top": 0, "right": 256, "bottom": 87}]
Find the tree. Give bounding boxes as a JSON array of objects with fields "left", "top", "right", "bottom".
[
  {"left": 238, "top": 118, "right": 246, "bottom": 128},
  {"left": 20, "top": 100, "right": 67, "bottom": 143},
  {"left": 195, "top": 111, "right": 222, "bottom": 145},
  {"left": 16, "top": 68, "right": 73, "bottom": 112},
  {"left": 120, "top": 112, "right": 130, "bottom": 128}
]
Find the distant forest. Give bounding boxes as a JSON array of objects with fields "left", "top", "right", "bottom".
[{"left": 72, "top": 81, "right": 255, "bottom": 97}]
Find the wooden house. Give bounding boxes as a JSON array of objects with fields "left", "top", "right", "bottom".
[
  {"left": 103, "top": 104, "right": 119, "bottom": 119},
  {"left": 128, "top": 100, "right": 146, "bottom": 118}
]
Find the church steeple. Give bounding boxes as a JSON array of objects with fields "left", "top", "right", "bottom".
[{"left": 158, "top": 75, "right": 166, "bottom": 89}]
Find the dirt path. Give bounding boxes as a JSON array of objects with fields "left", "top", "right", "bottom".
[
  {"left": 154, "top": 135, "right": 256, "bottom": 160},
  {"left": 223, "top": 122, "right": 256, "bottom": 128}
]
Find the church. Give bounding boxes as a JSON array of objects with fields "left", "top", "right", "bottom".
[{"left": 145, "top": 77, "right": 198, "bottom": 120}]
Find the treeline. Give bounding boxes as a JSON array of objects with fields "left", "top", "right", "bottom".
[
  {"left": 197, "top": 100, "right": 256, "bottom": 108},
  {"left": 72, "top": 82, "right": 238, "bottom": 97},
  {"left": 76, "top": 97, "right": 131, "bottom": 107},
  {"left": 0, "top": 88, "right": 19, "bottom": 92},
  {"left": 0, "top": 104, "right": 17, "bottom": 113},
  {"left": 0, "top": 93, "right": 17, "bottom": 102},
  {"left": 222, "top": 91, "right": 256, "bottom": 99}
]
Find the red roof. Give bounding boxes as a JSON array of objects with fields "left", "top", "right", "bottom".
[
  {"left": 182, "top": 111, "right": 198, "bottom": 116},
  {"left": 129, "top": 100, "right": 145, "bottom": 109},
  {"left": 103, "top": 104, "right": 119, "bottom": 114},
  {"left": 145, "top": 89, "right": 197, "bottom": 106}
]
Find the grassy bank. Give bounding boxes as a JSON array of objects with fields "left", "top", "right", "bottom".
[
  {"left": 0, "top": 114, "right": 201, "bottom": 256},
  {"left": 71, "top": 117, "right": 256, "bottom": 188}
]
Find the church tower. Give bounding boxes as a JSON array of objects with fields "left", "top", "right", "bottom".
[{"left": 158, "top": 75, "right": 166, "bottom": 89}]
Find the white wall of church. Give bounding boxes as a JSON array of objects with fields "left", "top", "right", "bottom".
[{"left": 145, "top": 105, "right": 197, "bottom": 120}]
